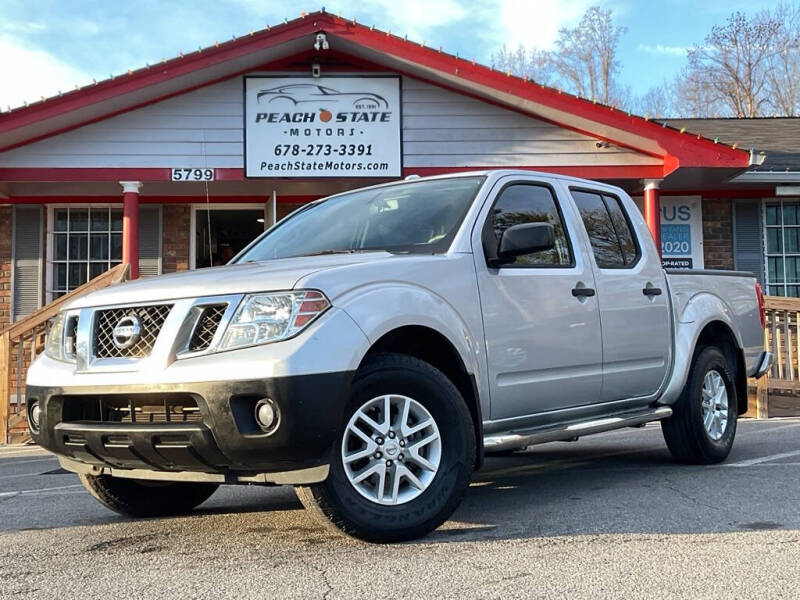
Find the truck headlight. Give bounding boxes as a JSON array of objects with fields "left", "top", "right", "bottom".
[
  {"left": 45, "top": 313, "right": 66, "bottom": 361},
  {"left": 219, "top": 290, "right": 330, "bottom": 351}
]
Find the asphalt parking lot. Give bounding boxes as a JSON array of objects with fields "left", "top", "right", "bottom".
[{"left": 1, "top": 418, "right": 799, "bottom": 599}]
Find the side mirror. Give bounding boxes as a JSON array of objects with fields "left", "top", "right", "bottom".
[{"left": 491, "top": 222, "right": 555, "bottom": 267}]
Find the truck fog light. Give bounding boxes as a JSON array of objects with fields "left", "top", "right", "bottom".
[
  {"left": 28, "top": 400, "right": 42, "bottom": 432},
  {"left": 254, "top": 398, "right": 278, "bottom": 432}
]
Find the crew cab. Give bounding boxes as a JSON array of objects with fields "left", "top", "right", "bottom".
[{"left": 26, "top": 170, "right": 772, "bottom": 542}]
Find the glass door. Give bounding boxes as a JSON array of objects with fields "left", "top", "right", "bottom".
[{"left": 194, "top": 208, "right": 265, "bottom": 268}]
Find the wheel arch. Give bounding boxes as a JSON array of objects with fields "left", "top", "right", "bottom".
[
  {"left": 693, "top": 320, "right": 748, "bottom": 416},
  {"left": 359, "top": 325, "right": 484, "bottom": 468},
  {"left": 661, "top": 290, "right": 749, "bottom": 414}
]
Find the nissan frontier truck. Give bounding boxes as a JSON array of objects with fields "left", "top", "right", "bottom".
[{"left": 26, "top": 170, "right": 772, "bottom": 542}]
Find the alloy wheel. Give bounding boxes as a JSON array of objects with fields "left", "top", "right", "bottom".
[
  {"left": 701, "top": 369, "right": 729, "bottom": 441},
  {"left": 341, "top": 394, "right": 442, "bottom": 505}
]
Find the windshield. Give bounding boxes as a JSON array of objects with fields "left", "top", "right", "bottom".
[{"left": 236, "top": 176, "right": 486, "bottom": 261}]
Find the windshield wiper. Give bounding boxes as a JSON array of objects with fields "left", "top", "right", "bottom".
[{"left": 304, "top": 249, "right": 382, "bottom": 257}]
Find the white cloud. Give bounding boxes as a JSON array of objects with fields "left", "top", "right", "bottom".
[
  {"left": 359, "top": 0, "right": 468, "bottom": 40},
  {"left": 493, "top": 0, "right": 593, "bottom": 50},
  {"left": 1, "top": 21, "right": 46, "bottom": 34},
  {"left": 638, "top": 43, "right": 688, "bottom": 57},
  {"left": 0, "top": 38, "right": 91, "bottom": 109}
]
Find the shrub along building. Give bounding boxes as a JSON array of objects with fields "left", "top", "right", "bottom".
[{"left": 1, "top": 10, "right": 788, "bottom": 327}]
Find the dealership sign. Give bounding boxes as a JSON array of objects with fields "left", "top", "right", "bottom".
[
  {"left": 659, "top": 196, "right": 704, "bottom": 269},
  {"left": 244, "top": 76, "right": 401, "bottom": 178}
]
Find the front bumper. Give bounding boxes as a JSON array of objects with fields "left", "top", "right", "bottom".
[{"left": 27, "top": 372, "right": 353, "bottom": 479}]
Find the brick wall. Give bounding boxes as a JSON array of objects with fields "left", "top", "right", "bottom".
[
  {"left": 0, "top": 206, "right": 12, "bottom": 328},
  {"left": 162, "top": 205, "right": 191, "bottom": 273},
  {"left": 702, "top": 198, "right": 735, "bottom": 270}
]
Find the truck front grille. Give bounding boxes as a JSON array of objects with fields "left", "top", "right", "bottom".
[
  {"left": 61, "top": 393, "right": 203, "bottom": 424},
  {"left": 188, "top": 304, "right": 227, "bottom": 352},
  {"left": 93, "top": 304, "right": 173, "bottom": 358}
]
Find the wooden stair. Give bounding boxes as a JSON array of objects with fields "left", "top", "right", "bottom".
[
  {"left": 1, "top": 263, "right": 130, "bottom": 445},
  {"left": 7, "top": 411, "right": 30, "bottom": 445}
]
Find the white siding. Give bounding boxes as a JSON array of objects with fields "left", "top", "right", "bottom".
[{"left": 0, "top": 76, "right": 660, "bottom": 169}]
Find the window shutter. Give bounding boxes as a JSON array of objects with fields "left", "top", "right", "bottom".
[
  {"left": 733, "top": 200, "right": 764, "bottom": 285},
  {"left": 12, "top": 205, "right": 43, "bottom": 321},
  {"left": 138, "top": 205, "right": 162, "bottom": 277}
]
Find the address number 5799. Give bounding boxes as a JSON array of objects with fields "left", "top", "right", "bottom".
[{"left": 171, "top": 168, "right": 214, "bottom": 181}]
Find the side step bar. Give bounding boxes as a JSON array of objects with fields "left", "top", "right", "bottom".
[{"left": 483, "top": 406, "right": 673, "bottom": 452}]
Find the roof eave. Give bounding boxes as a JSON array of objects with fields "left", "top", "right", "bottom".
[{"left": 0, "top": 11, "right": 751, "bottom": 172}]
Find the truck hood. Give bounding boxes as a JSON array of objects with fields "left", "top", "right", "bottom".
[{"left": 65, "top": 252, "right": 394, "bottom": 309}]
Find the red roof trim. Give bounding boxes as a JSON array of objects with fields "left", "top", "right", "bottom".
[
  {"left": 0, "top": 168, "right": 173, "bottom": 181},
  {"left": 403, "top": 166, "right": 666, "bottom": 179},
  {"left": 324, "top": 19, "right": 747, "bottom": 169},
  {"left": 0, "top": 56, "right": 314, "bottom": 154},
  {"left": 0, "top": 165, "right": 666, "bottom": 184},
  {"left": 0, "top": 50, "right": 662, "bottom": 160},
  {"left": 0, "top": 16, "right": 322, "bottom": 133},
  {"left": 0, "top": 11, "right": 749, "bottom": 170}
]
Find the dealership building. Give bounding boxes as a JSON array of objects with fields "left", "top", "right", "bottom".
[{"left": 0, "top": 11, "right": 796, "bottom": 325}]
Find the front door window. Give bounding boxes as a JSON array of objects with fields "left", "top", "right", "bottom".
[{"left": 195, "top": 209, "right": 265, "bottom": 268}]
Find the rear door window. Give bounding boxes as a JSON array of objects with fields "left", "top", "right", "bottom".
[{"left": 570, "top": 189, "right": 640, "bottom": 268}]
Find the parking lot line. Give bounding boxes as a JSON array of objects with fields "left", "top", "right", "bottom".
[
  {"left": 739, "top": 421, "right": 800, "bottom": 435},
  {"left": 0, "top": 449, "right": 51, "bottom": 459},
  {"left": 0, "top": 484, "right": 83, "bottom": 499},
  {"left": 0, "top": 467, "right": 67, "bottom": 481},
  {"left": 0, "top": 456, "right": 57, "bottom": 468},
  {"left": 724, "top": 449, "right": 800, "bottom": 467}
]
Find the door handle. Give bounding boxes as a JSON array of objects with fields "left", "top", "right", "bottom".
[
  {"left": 642, "top": 285, "right": 662, "bottom": 297},
  {"left": 571, "top": 286, "right": 596, "bottom": 298}
]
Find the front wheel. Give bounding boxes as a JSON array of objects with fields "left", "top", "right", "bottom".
[
  {"left": 296, "top": 353, "right": 476, "bottom": 543},
  {"left": 79, "top": 474, "right": 219, "bottom": 518},
  {"left": 662, "top": 346, "right": 738, "bottom": 464}
]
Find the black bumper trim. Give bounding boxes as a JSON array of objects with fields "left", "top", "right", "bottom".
[{"left": 28, "top": 371, "right": 354, "bottom": 474}]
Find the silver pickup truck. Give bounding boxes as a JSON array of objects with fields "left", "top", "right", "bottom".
[{"left": 27, "top": 170, "right": 772, "bottom": 542}]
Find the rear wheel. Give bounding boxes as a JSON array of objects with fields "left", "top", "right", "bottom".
[
  {"left": 296, "top": 353, "right": 475, "bottom": 543},
  {"left": 662, "top": 346, "right": 738, "bottom": 464},
  {"left": 79, "top": 474, "right": 218, "bottom": 518}
]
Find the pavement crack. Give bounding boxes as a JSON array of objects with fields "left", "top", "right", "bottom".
[
  {"left": 310, "top": 562, "right": 334, "bottom": 600},
  {"left": 660, "top": 475, "right": 720, "bottom": 511}
]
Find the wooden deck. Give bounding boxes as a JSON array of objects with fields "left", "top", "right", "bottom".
[{"left": 749, "top": 295, "right": 800, "bottom": 418}]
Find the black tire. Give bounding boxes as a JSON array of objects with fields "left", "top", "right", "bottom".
[
  {"left": 661, "top": 346, "right": 738, "bottom": 464},
  {"left": 296, "top": 353, "right": 476, "bottom": 543},
  {"left": 79, "top": 474, "right": 218, "bottom": 518}
]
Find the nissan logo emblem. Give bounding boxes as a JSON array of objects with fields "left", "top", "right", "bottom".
[{"left": 112, "top": 315, "right": 142, "bottom": 349}]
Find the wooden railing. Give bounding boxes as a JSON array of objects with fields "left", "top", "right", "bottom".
[
  {"left": 0, "top": 263, "right": 130, "bottom": 444},
  {"left": 756, "top": 295, "right": 800, "bottom": 417}
]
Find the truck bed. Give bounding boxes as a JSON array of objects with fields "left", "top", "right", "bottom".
[{"left": 665, "top": 268, "right": 763, "bottom": 372}]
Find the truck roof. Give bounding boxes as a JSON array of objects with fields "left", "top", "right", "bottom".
[{"left": 321, "top": 169, "right": 627, "bottom": 203}]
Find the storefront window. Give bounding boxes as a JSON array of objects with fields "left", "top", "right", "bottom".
[
  {"left": 765, "top": 200, "right": 800, "bottom": 296},
  {"left": 51, "top": 207, "right": 123, "bottom": 298}
]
